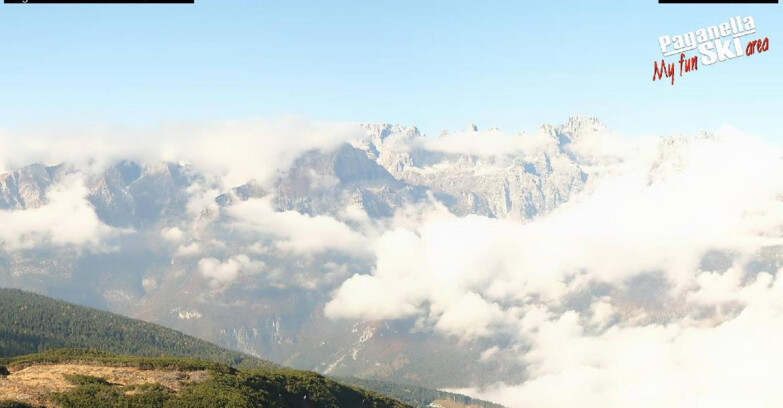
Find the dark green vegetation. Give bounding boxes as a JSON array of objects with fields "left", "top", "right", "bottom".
[
  {"left": 0, "top": 349, "right": 229, "bottom": 373},
  {"left": 0, "top": 402, "right": 35, "bottom": 408},
  {"left": 61, "top": 374, "right": 113, "bottom": 387},
  {"left": 335, "top": 378, "right": 505, "bottom": 408},
  {"left": 0, "top": 288, "right": 275, "bottom": 370},
  {"left": 0, "top": 289, "right": 503, "bottom": 408},
  {"left": 50, "top": 381, "right": 171, "bottom": 408},
  {"left": 2, "top": 350, "right": 409, "bottom": 408}
]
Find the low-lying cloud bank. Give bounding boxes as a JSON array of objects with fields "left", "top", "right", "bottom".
[
  {"left": 327, "top": 127, "right": 783, "bottom": 408},
  {"left": 0, "top": 117, "right": 363, "bottom": 187},
  {"left": 0, "top": 117, "right": 364, "bottom": 253},
  {"left": 453, "top": 277, "right": 783, "bottom": 408},
  {"left": 0, "top": 174, "right": 121, "bottom": 250}
]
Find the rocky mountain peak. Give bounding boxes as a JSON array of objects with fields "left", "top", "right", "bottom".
[
  {"left": 360, "top": 123, "right": 421, "bottom": 144},
  {"left": 553, "top": 115, "right": 607, "bottom": 147},
  {"left": 0, "top": 163, "right": 61, "bottom": 210}
]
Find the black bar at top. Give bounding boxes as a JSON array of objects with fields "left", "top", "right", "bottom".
[
  {"left": 5, "top": 0, "right": 193, "bottom": 3},
  {"left": 659, "top": 0, "right": 777, "bottom": 3}
]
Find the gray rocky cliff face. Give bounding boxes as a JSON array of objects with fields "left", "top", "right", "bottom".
[{"left": 0, "top": 164, "right": 61, "bottom": 210}]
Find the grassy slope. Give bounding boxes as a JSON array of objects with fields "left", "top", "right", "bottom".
[{"left": 1, "top": 349, "right": 410, "bottom": 408}]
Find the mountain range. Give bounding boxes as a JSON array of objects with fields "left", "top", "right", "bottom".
[{"left": 0, "top": 116, "right": 724, "bottom": 393}]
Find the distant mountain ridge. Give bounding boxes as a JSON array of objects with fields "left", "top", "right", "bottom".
[
  {"left": 0, "top": 117, "right": 646, "bottom": 391},
  {"left": 0, "top": 118, "right": 603, "bottom": 222}
]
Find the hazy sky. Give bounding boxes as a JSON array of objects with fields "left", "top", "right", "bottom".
[{"left": 1, "top": 0, "right": 780, "bottom": 140}]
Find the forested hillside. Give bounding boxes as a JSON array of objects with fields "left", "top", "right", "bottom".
[{"left": 0, "top": 288, "right": 275, "bottom": 370}]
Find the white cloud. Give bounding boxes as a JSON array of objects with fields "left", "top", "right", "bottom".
[
  {"left": 338, "top": 203, "right": 371, "bottom": 224},
  {"left": 434, "top": 292, "right": 506, "bottom": 339},
  {"left": 461, "top": 273, "right": 783, "bottom": 408},
  {"left": 325, "top": 272, "right": 423, "bottom": 320},
  {"left": 416, "top": 128, "right": 557, "bottom": 158},
  {"left": 161, "top": 227, "right": 185, "bottom": 243},
  {"left": 327, "top": 129, "right": 783, "bottom": 326},
  {"left": 166, "top": 118, "right": 363, "bottom": 187},
  {"left": 0, "top": 117, "right": 364, "bottom": 188},
  {"left": 227, "top": 197, "right": 370, "bottom": 256},
  {"left": 197, "top": 254, "right": 265, "bottom": 287},
  {"left": 0, "top": 174, "right": 121, "bottom": 250},
  {"left": 589, "top": 297, "right": 616, "bottom": 328},
  {"left": 185, "top": 183, "right": 221, "bottom": 217},
  {"left": 175, "top": 242, "right": 201, "bottom": 257},
  {"left": 327, "top": 128, "right": 783, "bottom": 407}
]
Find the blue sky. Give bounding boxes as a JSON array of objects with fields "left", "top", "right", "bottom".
[{"left": 0, "top": 0, "right": 781, "bottom": 141}]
